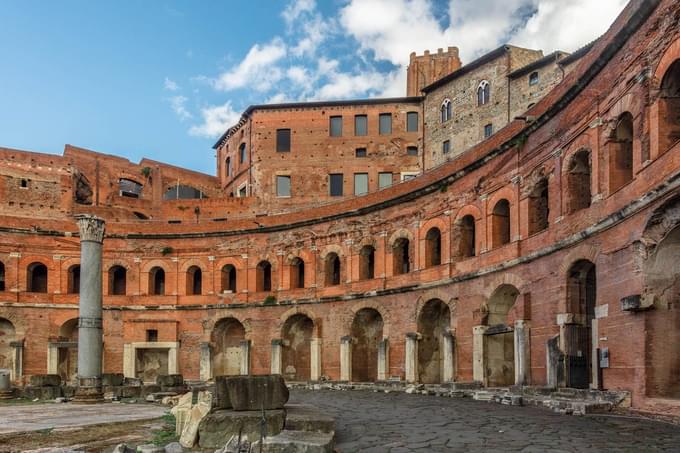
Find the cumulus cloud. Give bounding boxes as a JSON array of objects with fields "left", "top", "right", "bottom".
[
  {"left": 164, "top": 77, "right": 179, "bottom": 91},
  {"left": 168, "top": 95, "right": 192, "bottom": 121},
  {"left": 213, "top": 38, "right": 287, "bottom": 92},
  {"left": 189, "top": 102, "right": 241, "bottom": 138}
]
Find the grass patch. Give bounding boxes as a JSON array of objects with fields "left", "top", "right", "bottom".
[
  {"left": 151, "top": 413, "right": 178, "bottom": 446},
  {"left": 0, "top": 397, "right": 49, "bottom": 406}
]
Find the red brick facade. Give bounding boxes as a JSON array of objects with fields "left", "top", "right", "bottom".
[{"left": 0, "top": 0, "right": 679, "bottom": 415}]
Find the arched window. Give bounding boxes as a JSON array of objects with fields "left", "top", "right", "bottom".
[
  {"left": 609, "top": 112, "right": 634, "bottom": 192},
  {"left": 290, "top": 257, "right": 305, "bottom": 289},
  {"left": 492, "top": 199, "right": 511, "bottom": 248},
  {"left": 658, "top": 59, "right": 680, "bottom": 155},
  {"left": 324, "top": 253, "right": 341, "bottom": 286},
  {"left": 221, "top": 264, "right": 237, "bottom": 293},
  {"left": 27, "top": 262, "right": 48, "bottom": 293},
  {"left": 425, "top": 227, "right": 442, "bottom": 267},
  {"left": 256, "top": 261, "right": 272, "bottom": 292},
  {"left": 0, "top": 262, "right": 5, "bottom": 291},
  {"left": 567, "top": 150, "right": 592, "bottom": 213},
  {"left": 441, "top": 99, "right": 452, "bottom": 122},
  {"left": 392, "top": 238, "right": 410, "bottom": 275},
  {"left": 528, "top": 177, "right": 550, "bottom": 235},
  {"left": 67, "top": 265, "right": 80, "bottom": 294},
  {"left": 239, "top": 143, "right": 247, "bottom": 164},
  {"left": 477, "top": 80, "right": 490, "bottom": 106},
  {"left": 108, "top": 266, "right": 126, "bottom": 295},
  {"left": 186, "top": 266, "right": 202, "bottom": 295},
  {"left": 163, "top": 185, "right": 205, "bottom": 200},
  {"left": 359, "top": 246, "right": 375, "bottom": 280},
  {"left": 459, "top": 215, "right": 476, "bottom": 258},
  {"left": 149, "top": 267, "right": 165, "bottom": 295},
  {"left": 225, "top": 157, "right": 232, "bottom": 177}
]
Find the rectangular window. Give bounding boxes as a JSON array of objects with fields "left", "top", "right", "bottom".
[
  {"left": 443, "top": 140, "right": 450, "bottom": 154},
  {"left": 484, "top": 124, "right": 493, "bottom": 138},
  {"left": 406, "top": 112, "right": 419, "bottom": 132},
  {"left": 406, "top": 146, "right": 418, "bottom": 156},
  {"left": 355, "top": 147, "right": 367, "bottom": 158},
  {"left": 354, "top": 115, "right": 367, "bottom": 136},
  {"left": 276, "top": 129, "right": 291, "bottom": 152},
  {"left": 276, "top": 175, "right": 291, "bottom": 197},
  {"left": 239, "top": 143, "right": 246, "bottom": 163},
  {"left": 329, "top": 116, "right": 342, "bottom": 137},
  {"left": 238, "top": 184, "right": 247, "bottom": 197},
  {"left": 146, "top": 329, "right": 158, "bottom": 342},
  {"left": 529, "top": 71, "right": 539, "bottom": 86},
  {"left": 329, "top": 174, "right": 343, "bottom": 197},
  {"left": 379, "top": 113, "right": 392, "bottom": 135},
  {"left": 379, "top": 172, "right": 393, "bottom": 189},
  {"left": 354, "top": 173, "right": 368, "bottom": 195},
  {"left": 401, "top": 172, "right": 419, "bottom": 181}
]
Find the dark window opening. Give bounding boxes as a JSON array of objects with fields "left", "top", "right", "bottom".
[
  {"left": 354, "top": 115, "right": 368, "bottom": 136},
  {"left": 528, "top": 178, "right": 550, "bottom": 235},
  {"left": 256, "top": 261, "right": 272, "bottom": 292},
  {"left": 239, "top": 143, "right": 247, "bottom": 163},
  {"left": 443, "top": 140, "right": 450, "bottom": 154},
  {"left": 425, "top": 228, "right": 442, "bottom": 267},
  {"left": 330, "top": 116, "right": 343, "bottom": 137},
  {"left": 379, "top": 113, "right": 392, "bottom": 135},
  {"left": 221, "top": 264, "right": 237, "bottom": 293},
  {"left": 276, "top": 129, "right": 291, "bottom": 152},
  {"left": 529, "top": 71, "right": 539, "bottom": 86},
  {"left": 27, "top": 262, "right": 48, "bottom": 293},
  {"left": 355, "top": 148, "right": 367, "bottom": 158},
  {"left": 119, "top": 178, "right": 143, "bottom": 198},
  {"left": 109, "top": 266, "right": 127, "bottom": 295},
  {"left": 393, "top": 238, "right": 410, "bottom": 275},
  {"left": 441, "top": 100, "right": 452, "bottom": 122},
  {"left": 478, "top": 81, "right": 490, "bottom": 106},
  {"left": 186, "top": 266, "right": 202, "bottom": 295},
  {"left": 67, "top": 265, "right": 80, "bottom": 294},
  {"left": 492, "top": 199, "right": 511, "bottom": 248},
  {"left": 407, "top": 111, "right": 419, "bottom": 132},
  {"left": 329, "top": 174, "right": 343, "bottom": 197},
  {"left": 290, "top": 257, "right": 305, "bottom": 289},
  {"left": 459, "top": 215, "right": 476, "bottom": 257},
  {"left": 484, "top": 123, "right": 493, "bottom": 138},
  {"left": 567, "top": 150, "right": 592, "bottom": 213},
  {"left": 609, "top": 112, "right": 634, "bottom": 192},
  {"left": 0, "top": 262, "right": 5, "bottom": 291},
  {"left": 149, "top": 267, "right": 165, "bottom": 295},
  {"left": 325, "top": 253, "right": 341, "bottom": 286},
  {"left": 146, "top": 329, "right": 158, "bottom": 342},
  {"left": 407, "top": 146, "right": 418, "bottom": 156},
  {"left": 359, "top": 245, "right": 375, "bottom": 280},
  {"left": 163, "top": 185, "right": 205, "bottom": 200}
]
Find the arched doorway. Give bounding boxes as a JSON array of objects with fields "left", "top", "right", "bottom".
[
  {"left": 351, "top": 308, "right": 383, "bottom": 382},
  {"left": 211, "top": 318, "right": 246, "bottom": 377},
  {"left": 57, "top": 318, "right": 78, "bottom": 383},
  {"left": 417, "top": 299, "right": 451, "bottom": 384},
  {"left": 281, "top": 314, "right": 314, "bottom": 381},
  {"left": 485, "top": 285, "right": 518, "bottom": 387},
  {"left": 565, "top": 260, "right": 596, "bottom": 389},
  {"left": 0, "top": 318, "right": 16, "bottom": 374}
]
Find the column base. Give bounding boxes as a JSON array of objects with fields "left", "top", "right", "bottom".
[
  {"left": 0, "top": 389, "right": 14, "bottom": 400},
  {"left": 74, "top": 377, "right": 104, "bottom": 404}
]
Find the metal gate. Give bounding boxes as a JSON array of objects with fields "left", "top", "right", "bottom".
[{"left": 563, "top": 324, "right": 590, "bottom": 389}]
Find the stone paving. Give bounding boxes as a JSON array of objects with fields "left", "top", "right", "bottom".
[
  {"left": 0, "top": 403, "right": 166, "bottom": 435},
  {"left": 289, "top": 389, "right": 680, "bottom": 452}
]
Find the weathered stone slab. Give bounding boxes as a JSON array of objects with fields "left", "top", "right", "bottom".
[
  {"left": 29, "top": 374, "right": 61, "bottom": 387},
  {"left": 157, "top": 374, "right": 184, "bottom": 387},
  {"left": 197, "top": 409, "right": 285, "bottom": 449},
  {"left": 215, "top": 375, "right": 289, "bottom": 410},
  {"left": 102, "top": 373, "right": 125, "bottom": 387},
  {"left": 252, "top": 430, "right": 334, "bottom": 453},
  {"left": 284, "top": 405, "right": 334, "bottom": 434}
]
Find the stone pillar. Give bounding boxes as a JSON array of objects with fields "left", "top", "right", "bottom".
[
  {"left": 514, "top": 320, "right": 530, "bottom": 386},
  {"left": 472, "top": 326, "right": 488, "bottom": 385},
  {"left": 74, "top": 215, "right": 105, "bottom": 403},
  {"left": 271, "top": 339, "right": 283, "bottom": 375},
  {"left": 47, "top": 343, "right": 59, "bottom": 375},
  {"left": 545, "top": 335, "right": 561, "bottom": 389},
  {"left": 378, "top": 338, "right": 389, "bottom": 381},
  {"left": 340, "top": 336, "right": 352, "bottom": 381},
  {"left": 168, "top": 344, "right": 179, "bottom": 375},
  {"left": 199, "top": 342, "right": 211, "bottom": 381},
  {"left": 405, "top": 332, "right": 420, "bottom": 383},
  {"left": 442, "top": 332, "right": 455, "bottom": 382},
  {"left": 239, "top": 340, "right": 251, "bottom": 375},
  {"left": 310, "top": 338, "right": 322, "bottom": 381},
  {"left": 10, "top": 340, "right": 23, "bottom": 383}
]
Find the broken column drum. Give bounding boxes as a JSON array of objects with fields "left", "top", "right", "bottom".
[{"left": 75, "top": 215, "right": 106, "bottom": 402}]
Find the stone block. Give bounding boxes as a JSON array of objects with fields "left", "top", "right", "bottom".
[
  {"left": 160, "top": 385, "right": 186, "bottom": 394},
  {"left": 124, "top": 377, "right": 143, "bottom": 387},
  {"left": 102, "top": 373, "right": 125, "bottom": 386},
  {"left": 251, "top": 430, "right": 334, "bottom": 453},
  {"left": 157, "top": 374, "right": 184, "bottom": 387},
  {"left": 140, "top": 385, "right": 162, "bottom": 398},
  {"left": 136, "top": 444, "right": 164, "bottom": 453},
  {"left": 163, "top": 441, "right": 183, "bottom": 453},
  {"left": 284, "top": 405, "right": 335, "bottom": 434},
  {"left": 197, "top": 409, "right": 285, "bottom": 449},
  {"left": 215, "top": 375, "right": 289, "bottom": 411},
  {"left": 30, "top": 374, "right": 62, "bottom": 387}
]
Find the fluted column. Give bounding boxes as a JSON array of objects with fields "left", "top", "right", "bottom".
[{"left": 74, "top": 215, "right": 105, "bottom": 403}]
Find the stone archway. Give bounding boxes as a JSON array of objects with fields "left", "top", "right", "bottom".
[
  {"left": 57, "top": 318, "right": 78, "bottom": 383},
  {"left": 417, "top": 299, "right": 451, "bottom": 384},
  {"left": 0, "top": 318, "right": 16, "bottom": 373},
  {"left": 351, "top": 308, "right": 384, "bottom": 382},
  {"left": 211, "top": 317, "right": 246, "bottom": 377},
  {"left": 281, "top": 314, "right": 314, "bottom": 381},
  {"left": 485, "top": 284, "right": 519, "bottom": 387}
]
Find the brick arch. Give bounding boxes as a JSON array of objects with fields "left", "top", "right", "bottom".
[
  {"left": 353, "top": 236, "right": 377, "bottom": 253},
  {"left": 388, "top": 228, "right": 414, "bottom": 248},
  {"left": 61, "top": 257, "right": 81, "bottom": 294},
  {"left": 206, "top": 314, "right": 254, "bottom": 340},
  {"left": 20, "top": 256, "right": 53, "bottom": 293},
  {"left": 179, "top": 258, "right": 208, "bottom": 273},
  {"left": 214, "top": 256, "right": 246, "bottom": 272},
  {"left": 285, "top": 249, "right": 314, "bottom": 265},
  {"left": 562, "top": 130, "right": 595, "bottom": 176},
  {"left": 277, "top": 306, "right": 321, "bottom": 337},
  {"left": 140, "top": 259, "right": 171, "bottom": 273},
  {"left": 253, "top": 254, "right": 278, "bottom": 271},
  {"left": 345, "top": 300, "right": 392, "bottom": 338},
  {"left": 103, "top": 260, "right": 133, "bottom": 271},
  {"left": 558, "top": 244, "right": 601, "bottom": 277},
  {"left": 0, "top": 309, "right": 26, "bottom": 337},
  {"left": 53, "top": 312, "right": 80, "bottom": 337},
  {"left": 418, "top": 217, "right": 448, "bottom": 240},
  {"left": 482, "top": 272, "right": 527, "bottom": 299},
  {"left": 454, "top": 204, "right": 483, "bottom": 222},
  {"left": 653, "top": 36, "right": 680, "bottom": 89},
  {"left": 486, "top": 186, "right": 516, "bottom": 212},
  {"left": 319, "top": 244, "right": 344, "bottom": 259},
  {"left": 414, "top": 289, "right": 458, "bottom": 330}
]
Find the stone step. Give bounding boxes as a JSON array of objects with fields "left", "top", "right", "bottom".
[
  {"left": 252, "top": 430, "right": 334, "bottom": 453},
  {"left": 285, "top": 404, "right": 335, "bottom": 434}
]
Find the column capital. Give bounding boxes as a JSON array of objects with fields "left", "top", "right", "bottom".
[{"left": 75, "top": 215, "right": 106, "bottom": 243}]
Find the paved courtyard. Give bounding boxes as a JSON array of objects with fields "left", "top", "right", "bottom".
[{"left": 290, "top": 389, "right": 680, "bottom": 452}]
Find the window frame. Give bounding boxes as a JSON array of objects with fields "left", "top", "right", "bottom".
[
  {"left": 329, "top": 116, "right": 343, "bottom": 137},
  {"left": 378, "top": 172, "right": 393, "bottom": 189},
  {"left": 379, "top": 113, "right": 392, "bottom": 135},
  {"left": 355, "top": 147, "right": 367, "bottom": 158},
  {"left": 441, "top": 99, "right": 452, "bottom": 122},
  {"left": 477, "top": 80, "right": 490, "bottom": 106},
  {"left": 354, "top": 114, "right": 368, "bottom": 136},
  {"left": 354, "top": 172, "right": 369, "bottom": 195},
  {"left": 484, "top": 123, "right": 493, "bottom": 139},
  {"left": 276, "top": 175, "right": 291, "bottom": 197},
  {"left": 276, "top": 128, "right": 291, "bottom": 153},
  {"left": 329, "top": 173, "right": 344, "bottom": 197},
  {"left": 529, "top": 71, "right": 539, "bottom": 86},
  {"left": 442, "top": 140, "right": 450, "bottom": 154},
  {"left": 406, "top": 111, "right": 419, "bottom": 132}
]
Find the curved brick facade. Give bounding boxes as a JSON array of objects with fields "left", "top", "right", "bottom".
[{"left": 0, "top": 0, "right": 679, "bottom": 414}]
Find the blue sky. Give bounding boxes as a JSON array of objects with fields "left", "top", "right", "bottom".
[{"left": 0, "top": 0, "right": 627, "bottom": 174}]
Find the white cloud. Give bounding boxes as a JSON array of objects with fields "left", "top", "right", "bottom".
[
  {"left": 282, "top": 0, "right": 316, "bottom": 26},
  {"left": 168, "top": 95, "right": 192, "bottom": 121},
  {"left": 164, "top": 77, "right": 179, "bottom": 91},
  {"left": 213, "top": 38, "right": 287, "bottom": 92},
  {"left": 189, "top": 102, "right": 241, "bottom": 138}
]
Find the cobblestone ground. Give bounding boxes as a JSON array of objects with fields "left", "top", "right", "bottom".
[{"left": 289, "top": 389, "right": 680, "bottom": 452}]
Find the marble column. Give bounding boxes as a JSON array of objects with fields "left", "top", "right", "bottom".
[
  {"left": 514, "top": 320, "right": 530, "bottom": 386},
  {"left": 10, "top": 340, "right": 23, "bottom": 382},
  {"left": 377, "top": 338, "right": 389, "bottom": 381},
  {"left": 47, "top": 343, "right": 59, "bottom": 375},
  {"left": 472, "top": 325, "right": 488, "bottom": 385},
  {"left": 442, "top": 332, "right": 455, "bottom": 383},
  {"left": 239, "top": 340, "right": 251, "bottom": 375},
  {"left": 310, "top": 338, "right": 322, "bottom": 381},
  {"left": 271, "top": 339, "right": 283, "bottom": 375},
  {"left": 74, "top": 215, "right": 105, "bottom": 403},
  {"left": 199, "top": 342, "right": 212, "bottom": 381},
  {"left": 405, "top": 332, "right": 420, "bottom": 383},
  {"left": 340, "top": 336, "right": 352, "bottom": 381}
]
